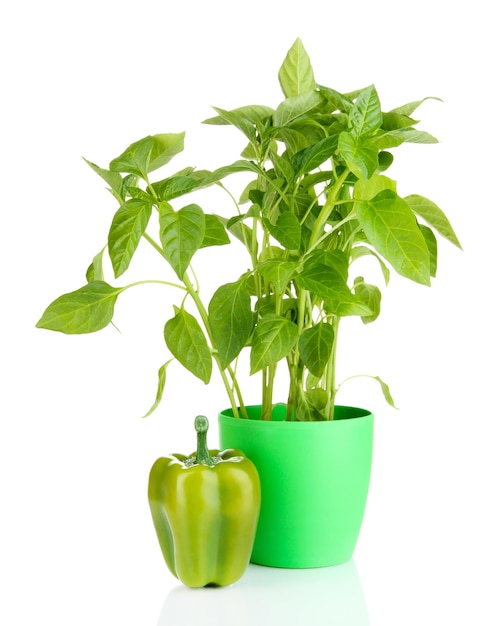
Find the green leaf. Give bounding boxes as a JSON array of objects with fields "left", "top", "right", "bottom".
[
  {"left": 291, "top": 135, "right": 338, "bottom": 175},
  {"left": 273, "top": 127, "right": 311, "bottom": 154},
  {"left": 350, "top": 245, "right": 391, "bottom": 285},
  {"left": 304, "top": 249, "right": 349, "bottom": 281},
  {"left": 109, "top": 135, "right": 155, "bottom": 178},
  {"left": 226, "top": 204, "right": 261, "bottom": 230},
  {"left": 264, "top": 211, "right": 302, "bottom": 250},
  {"left": 152, "top": 175, "right": 199, "bottom": 201},
  {"left": 353, "top": 277, "right": 382, "bottom": 324},
  {"left": 262, "top": 182, "right": 283, "bottom": 223},
  {"left": 368, "top": 131, "right": 406, "bottom": 151},
  {"left": 83, "top": 158, "right": 124, "bottom": 199},
  {"left": 378, "top": 151, "right": 394, "bottom": 172},
  {"left": 164, "top": 308, "right": 212, "bottom": 383},
  {"left": 298, "top": 323, "right": 335, "bottom": 377},
  {"left": 159, "top": 203, "right": 205, "bottom": 279},
  {"left": 208, "top": 278, "right": 254, "bottom": 369},
  {"left": 269, "top": 150, "right": 296, "bottom": 185},
  {"left": 419, "top": 224, "right": 438, "bottom": 277},
  {"left": 354, "top": 174, "right": 397, "bottom": 201},
  {"left": 389, "top": 96, "right": 442, "bottom": 117},
  {"left": 209, "top": 107, "right": 257, "bottom": 144},
  {"left": 367, "top": 375, "right": 398, "bottom": 409},
  {"left": 295, "top": 259, "right": 372, "bottom": 317},
  {"left": 349, "top": 85, "right": 383, "bottom": 137},
  {"left": 295, "top": 394, "right": 324, "bottom": 421},
  {"left": 382, "top": 111, "right": 418, "bottom": 131},
  {"left": 108, "top": 199, "right": 153, "bottom": 278},
  {"left": 357, "top": 190, "right": 431, "bottom": 285},
  {"left": 338, "top": 374, "right": 398, "bottom": 409},
  {"left": 395, "top": 128, "right": 439, "bottom": 144},
  {"left": 369, "top": 127, "right": 439, "bottom": 150},
  {"left": 257, "top": 259, "right": 297, "bottom": 294},
  {"left": 318, "top": 86, "right": 353, "bottom": 114},
  {"left": 142, "top": 360, "right": 173, "bottom": 418},
  {"left": 122, "top": 174, "right": 139, "bottom": 195},
  {"left": 250, "top": 314, "right": 298, "bottom": 374},
  {"left": 152, "top": 160, "right": 262, "bottom": 200},
  {"left": 200, "top": 214, "right": 230, "bottom": 248},
  {"left": 273, "top": 91, "right": 324, "bottom": 128},
  {"left": 404, "top": 194, "right": 462, "bottom": 248},
  {"left": 338, "top": 131, "right": 379, "bottom": 180},
  {"left": 109, "top": 133, "right": 185, "bottom": 179},
  {"left": 208, "top": 159, "right": 262, "bottom": 182},
  {"left": 126, "top": 186, "right": 155, "bottom": 202},
  {"left": 305, "top": 371, "right": 321, "bottom": 392},
  {"left": 36, "top": 281, "right": 123, "bottom": 334},
  {"left": 203, "top": 104, "right": 274, "bottom": 126},
  {"left": 278, "top": 38, "right": 316, "bottom": 98},
  {"left": 216, "top": 214, "right": 253, "bottom": 252},
  {"left": 86, "top": 247, "right": 106, "bottom": 283},
  {"left": 304, "top": 388, "right": 328, "bottom": 410},
  {"left": 375, "top": 376, "right": 397, "bottom": 408},
  {"left": 147, "top": 133, "right": 186, "bottom": 172}
]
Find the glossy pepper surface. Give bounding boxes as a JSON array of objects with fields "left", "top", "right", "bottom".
[{"left": 148, "top": 415, "right": 260, "bottom": 588}]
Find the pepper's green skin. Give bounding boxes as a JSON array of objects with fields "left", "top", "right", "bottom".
[{"left": 148, "top": 416, "right": 260, "bottom": 588}]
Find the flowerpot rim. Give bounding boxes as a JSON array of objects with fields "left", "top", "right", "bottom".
[{"left": 219, "top": 403, "right": 373, "bottom": 429}]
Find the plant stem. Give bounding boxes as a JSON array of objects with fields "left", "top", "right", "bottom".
[
  {"left": 300, "top": 167, "right": 350, "bottom": 420},
  {"left": 308, "top": 211, "right": 357, "bottom": 253},
  {"left": 226, "top": 367, "right": 249, "bottom": 419},
  {"left": 125, "top": 278, "right": 187, "bottom": 292},
  {"left": 324, "top": 315, "right": 340, "bottom": 419},
  {"left": 308, "top": 168, "right": 350, "bottom": 249},
  {"left": 143, "top": 233, "right": 167, "bottom": 258},
  {"left": 261, "top": 364, "right": 276, "bottom": 420}
]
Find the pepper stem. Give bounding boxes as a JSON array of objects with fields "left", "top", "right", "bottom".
[{"left": 194, "top": 415, "right": 215, "bottom": 467}]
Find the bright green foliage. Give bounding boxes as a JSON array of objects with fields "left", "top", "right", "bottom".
[
  {"left": 109, "top": 133, "right": 185, "bottom": 178},
  {"left": 37, "top": 282, "right": 123, "bottom": 334},
  {"left": 37, "top": 38, "right": 460, "bottom": 420},
  {"left": 278, "top": 37, "right": 316, "bottom": 98},
  {"left": 208, "top": 279, "right": 253, "bottom": 369},
  {"left": 298, "top": 323, "right": 335, "bottom": 378},
  {"left": 108, "top": 199, "right": 153, "bottom": 277},
  {"left": 200, "top": 215, "right": 231, "bottom": 248},
  {"left": 353, "top": 278, "right": 382, "bottom": 324},
  {"left": 357, "top": 190, "right": 431, "bottom": 286},
  {"left": 164, "top": 308, "right": 212, "bottom": 384},
  {"left": 142, "top": 361, "right": 171, "bottom": 419},
  {"left": 250, "top": 314, "right": 298, "bottom": 375},
  {"left": 159, "top": 203, "right": 205, "bottom": 280},
  {"left": 404, "top": 194, "right": 461, "bottom": 248}
]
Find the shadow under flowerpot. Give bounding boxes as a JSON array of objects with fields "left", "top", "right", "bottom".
[{"left": 159, "top": 560, "right": 370, "bottom": 626}]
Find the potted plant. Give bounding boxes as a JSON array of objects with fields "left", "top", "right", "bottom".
[{"left": 37, "top": 39, "right": 460, "bottom": 569}]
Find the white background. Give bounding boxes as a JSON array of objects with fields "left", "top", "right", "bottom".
[{"left": 1, "top": 1, "right": 499, "bottom": 624}]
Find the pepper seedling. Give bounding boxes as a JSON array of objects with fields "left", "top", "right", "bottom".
[
  {"left": 37, "top": 39, "right": 461, "bottom": 422},
  {"left": 148, "top": 416, "right": 261, "bottom": 588}
]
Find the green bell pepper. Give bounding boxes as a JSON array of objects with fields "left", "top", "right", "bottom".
[{"left": 148, "top": 415, "right": 260, "bottom": 588}]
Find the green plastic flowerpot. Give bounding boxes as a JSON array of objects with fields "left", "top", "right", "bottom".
[{"left": 218, "top": 404, "right": 374, "bottom": 569}]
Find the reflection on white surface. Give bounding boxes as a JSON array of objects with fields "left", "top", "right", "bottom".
[{"left": 158, "top": 559, "right": 369, "bottom": 626}]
